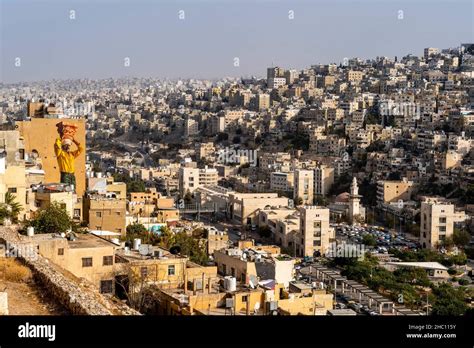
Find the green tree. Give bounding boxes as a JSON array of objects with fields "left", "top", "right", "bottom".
[
  {"left": 126, "top": 223, "right": 147, "bottom": 235},
  {"left": 183, "top": 191, "right": 193, "bottom": 204},
  {"left": 453, "top": 228, "right": 471, "bottom": 248},
  {"left": 394, "top": 267, "right": 431, "bottom": 287},
  {"left": 315, "top": 195, "right": 328, "bottom": 206},
  {"left": 362, "top": 234, "right": 377, "bottom": 247},
  {"left": 124, "top": 223, "right": 161, "bottom": 245},
  {"left": 113, "top": 173, "right": 146, "bottom": 193},
  {"left": 431, "top": 283, "right": 468, "bottom": 316},
  {"left": 0, "top": 192, "right": 22, "bottom": 223},
  {"left": 168, "top": 232, "right": 209, "bottom": 265},
  {"left": 27, "top": 202, "right": 73, "bottom": 234}
]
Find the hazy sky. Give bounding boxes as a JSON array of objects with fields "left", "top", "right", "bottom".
[{"left": 1, "top": 0, "right": 472, "bottom": 83}]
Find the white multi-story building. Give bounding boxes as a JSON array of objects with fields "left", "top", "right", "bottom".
[{"left": 179, "top": 166, "right": 218, "bottom": 194}]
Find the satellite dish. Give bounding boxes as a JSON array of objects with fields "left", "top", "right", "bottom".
[
  {"left": 170, "top": 245, "right": 181, "bottom": 255},
  {"left": 254, "top": 302, "right": 260, "bottom": 311}
]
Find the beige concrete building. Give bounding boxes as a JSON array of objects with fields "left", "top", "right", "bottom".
[
  {"left": 270, "top": 172, "right": 294, "bottom": 193},
  {"left": 0, "top": 131, "right": 28, "bottom": 221},
  {"left": 179, "top": 166, "right": 218, "bottom": 194},
  {"left": 298, "top": 206, "right": 334, "bottom": 257},
  {"left": 442, "top": 150, "right": 462, "bottom": 169},
  {"left": 420, "top": 197, "right": 467, "bottom": 249},
  {"left": 251, "top": 93, "right": 270, "bottom": 111},
  {"left": 424, "top": 47, "right": 440, "bottom": 60},
  {"left": 314, "top": 165, "right": 334, "bottom": 196},
  {"left": 214, "top": 244, "right": 294, "bottom": 287},
  {"left": 106, "top": 180, "right": 127, "bottom": 200},
  {"left": 84, "top": 194, "right": 127, "bottom": 235},
  {"left": 228, "top": 192, "right": 289, "bottom": 225},
  {"left": 196, "top": 142, "right": 215, "bottom": 161},
  {"left": 115, "top": 245, "right": 190, "bottom": 288},
  {"left": 294, "top": 169, "right": 314, "bottom": 205},
  {"left": 29, "top": 233, "right": 117, "bottom": 293},
  {"left": 34, "top": 190, "right": 78, "bottom": 220},
  {"left": 206, "top": 228, "right": 229, "bottom": 255},
  {"left": 258, "top": 207, "right": 300, "bottom": 251},
  {"left": 377, "top": 178, "right": 414, "bottom": 203},
  {"left": 128, "top": 188, "right": 160, "bottom": 217},
  {"left": 347, "top": 70, "right": 364, "bottom": 83}
]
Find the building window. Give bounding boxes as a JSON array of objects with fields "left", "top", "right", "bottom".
[
  {"left": 100, "top": 280, "right": 113, "bottom": 294},
  {"left": 74, "top": 209, "right": 81, "bottom": 218},
  {"left": 313, "top": 240, "right": 321, "bottom": 247},
  {"left": 115, "top": 211, "right": 121, "bottom": 216},
  {"left": 439, "top": 226, "right": 446, "bottom": 233},
  {"left": 103, "top": 256, "right": 113, "bottom": 266},
  {"left": 96, "top": 212, "right": 102, "bottom": 218},
  {"left": 242, "top": 295, "right": 248, "bottom": 303},
  {"left": 140, "top": 267, "right": 148, "bottom": 278},
  {"left": 168, "top": 265, "right": 175, "bottom": 276},
  {"left": 82, "top": 257, "right": 93, "bottom": 267},
  {"left": 7, "top": 187, "right": 17, "bottom": 193},
  {"left": 439, "top": 217, "right": 446, "bottom": 223},
  {"left": 58, "top": 248, "right": 64, "bottom": 256}
]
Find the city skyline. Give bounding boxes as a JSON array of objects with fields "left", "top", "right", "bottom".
[{"left": 1, "top": 0, "right": 472, "bottom": 83}]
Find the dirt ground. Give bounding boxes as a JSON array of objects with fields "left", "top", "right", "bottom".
[{"left": 0, "top": 259, "right": 68, "bottom": 315}]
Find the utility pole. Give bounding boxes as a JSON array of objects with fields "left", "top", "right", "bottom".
[{"left": 426, "top": 292, "right": 429, "bottom": 315}]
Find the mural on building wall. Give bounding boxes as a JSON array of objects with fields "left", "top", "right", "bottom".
[{"left": 54, "top": 122, "right": 83, "bottom": 190}]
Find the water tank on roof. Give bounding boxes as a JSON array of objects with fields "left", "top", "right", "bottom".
[
  {"left": 133, "top": 238, "right": 141, "bottom": 250},
  {"left": 224, "top": 276, "right": 237, "bottom": 292},
  {"left": 26, "top": 227, "right": 35, "bottom": 237}
]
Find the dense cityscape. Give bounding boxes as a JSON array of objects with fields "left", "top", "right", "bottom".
[{"left": 0, "top": 43, "right": 473, "bottom": 323}]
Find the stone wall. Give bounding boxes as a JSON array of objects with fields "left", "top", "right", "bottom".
[
  {"left": 0, "top": 292, "right": 8, "bottom": 315},
  {"left": 0, "top": 226, "right": 140, "bottom": 316}
]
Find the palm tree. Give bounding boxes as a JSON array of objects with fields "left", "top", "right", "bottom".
[{"left": 0, "top": 192, "right": 22, "bottom": 224}]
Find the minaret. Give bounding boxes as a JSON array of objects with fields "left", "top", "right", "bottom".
[{"left": 349, "top": 177, "right": 361, "bottom": 224}]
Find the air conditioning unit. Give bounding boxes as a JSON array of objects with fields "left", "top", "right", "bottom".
[
  {"left": 225, "top": 298, "right": 234, "bottom": 308},
  {"left": 266, "top": 301, "right": 278, "bottom": 311}
]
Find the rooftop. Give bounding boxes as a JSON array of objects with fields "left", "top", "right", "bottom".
[
  {"left": 115, "top": 245, "right": 186, "bottom": 261},
  {"left": 28, "top": 233, "right": 115, "bottom": 249},
  {"left": 386, "top": 261, "right": 448, "bottom": 271}
]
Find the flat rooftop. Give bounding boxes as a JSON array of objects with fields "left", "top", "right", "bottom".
[
  {"left": 115, "top": 245, "right": 185, "bottom": 260},
  {"left": 387, "top": 261, "right": 448, "bottom": 270},
  {"left": 328, "top": 309, "right": 357, "bottom": 316},
  {"left": 28, "top": 233, "right": 115, "bottom": 249},
  {"left": 68, "top": 234, "right": 116, "bottom": 249}
]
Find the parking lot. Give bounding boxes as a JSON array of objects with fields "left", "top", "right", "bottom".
[{"left": 334, "top": 223, "right": 420, "bottom": 253}]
